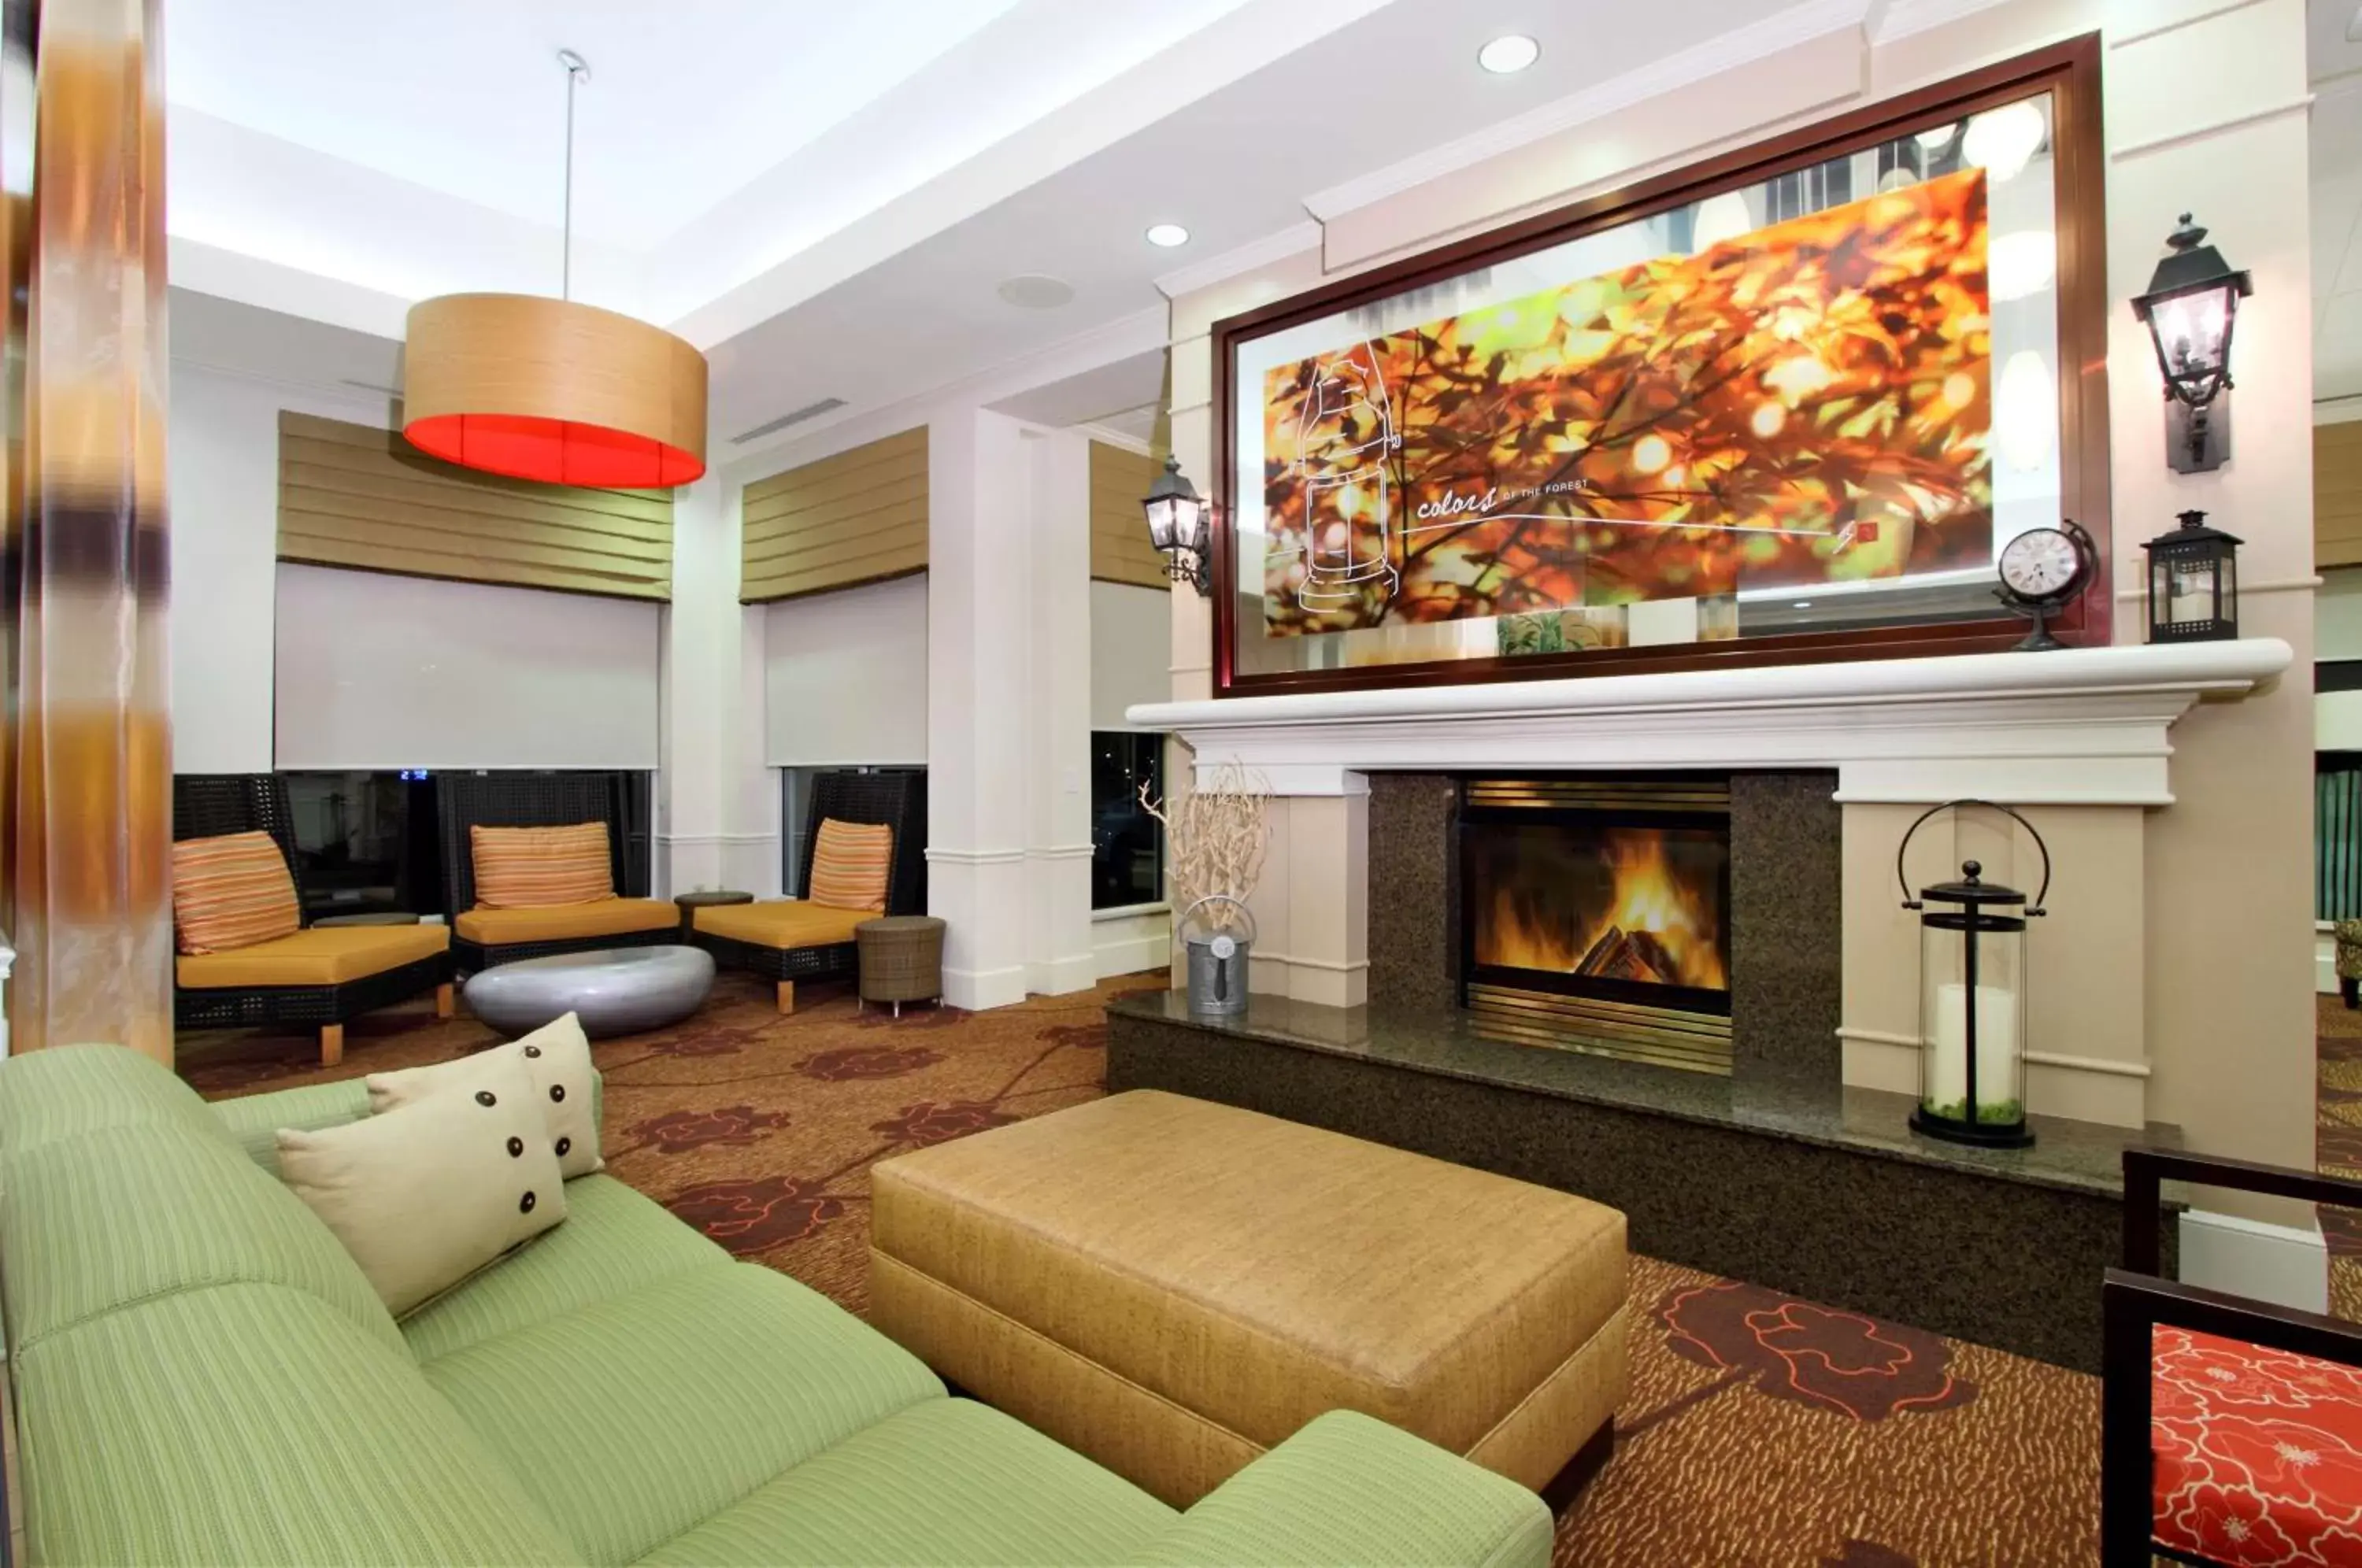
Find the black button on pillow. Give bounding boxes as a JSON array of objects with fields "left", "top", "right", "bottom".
[
  {"left": 556, "top": 1137, "right": 572, "bottom": 1158},
  {"left": 475, "top": 1090, "right": 497, "bottom": 1107},
  {"left": 520, "top": 1191, "right": 537, "bottom": 1214},
  {"left": 549, "top": 1085, "right": 565, "bottom": 1103},
  {"left": 507, "top": 1137, "right": 524, "bottom": 1158},
  {"left": 524, "top": 1044, "right": 542, "bottom": 1058}
]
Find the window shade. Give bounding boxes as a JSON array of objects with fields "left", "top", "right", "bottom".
[
  {"left": 2322, "top": 420, "right": 2362, "bottom": 570},
  {"left": 1089, "top": 441, "right": 1167, "bottom": 590},
  {"left": 273, "top": 563, "right": 661, "bottom": 771},
  {"left": 742, "top": 426, "right": 927, "bottom": 603},
  {"left": 276, "top": 412, "right": 673, "bottom": 601},
  {"left": 764, "top": 575, "right": 928, "bottom": 767}
]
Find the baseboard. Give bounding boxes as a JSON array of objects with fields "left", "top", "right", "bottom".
[
  {"left": 944, "top": 963, "right": 1029, "bottom": 1013},
  {"left": 1094, "top": 930, "right": 1170, "bottom": 979},
  {"left": 2180, "top": 1208, "right": 2327, "bottom": 1315},
  {"left": 1027, "top": 954, "right": 1099, "bottom": 997},
  {"left": 2320, "top": 928, "right": 2340, "bottom": 997}
]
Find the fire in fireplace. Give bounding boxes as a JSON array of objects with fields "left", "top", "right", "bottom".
[{"left": 1460, "top": 777, "right": 1734, "bottom": 1073}]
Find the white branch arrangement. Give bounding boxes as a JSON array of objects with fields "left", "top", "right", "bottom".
[{"left": 1139, "top": 759, "right": 1270, "bottom": 938}]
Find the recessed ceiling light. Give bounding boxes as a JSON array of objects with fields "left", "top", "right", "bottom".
[
  {"left": 1478, "top": 34, "right": 1539, "bottom": 73},
  {"left": 996, "top": 274, "right": 1075, "bottom": 309},
  {"left": 1145, "top": 224, "right": 1190, "bottom": 249}
]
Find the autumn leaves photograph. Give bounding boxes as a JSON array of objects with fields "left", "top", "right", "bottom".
[{"left": 1260, "top": 168, "right": 1997, "bottom": 638}]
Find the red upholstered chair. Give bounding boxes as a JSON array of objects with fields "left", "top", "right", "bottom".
[{"left": 2104, "top": 1148, "right": 2362, "bottom": 1566}]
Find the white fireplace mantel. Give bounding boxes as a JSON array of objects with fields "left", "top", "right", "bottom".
[{"left": 1127, "top": 639, "right": 2295, "bottom": 804}]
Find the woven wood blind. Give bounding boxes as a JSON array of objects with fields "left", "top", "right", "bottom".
[
  {"left": 741, "top": 426, "right": 928, "bottom": 603},
  {"left": 276, "top": 412, "right": 673, "bottom": 601},
  {"left": 2323, "top": 420, "right": 2362, "bottom": 570},
  {"left": 1089, "top": 441, "right": 1166, "bottom": 590}
]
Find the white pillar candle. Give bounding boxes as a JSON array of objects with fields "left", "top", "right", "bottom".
[{"left": 1926, "top": 982, "right": 2020, "bottom": 1120}]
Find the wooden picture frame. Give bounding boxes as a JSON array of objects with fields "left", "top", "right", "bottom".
[{"left": 1209, "top": 35, "right": 2108, "bottom": 697}]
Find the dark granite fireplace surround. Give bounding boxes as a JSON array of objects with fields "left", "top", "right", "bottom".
[
  {"left": 1373, "top": 772, "right": 1842, "bottom": 1083},
  {"left": 1106, "top": 768, "right": 2179, "bottom": 1373}
]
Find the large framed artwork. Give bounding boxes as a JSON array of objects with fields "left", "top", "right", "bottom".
[{"left": 1211, "top": 36, "right": 2107, "bottom": 695}]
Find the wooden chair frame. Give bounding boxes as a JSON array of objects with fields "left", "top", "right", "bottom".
[{"left": 2103, "top": 1146, "right": 2362, "bottom": 1566}]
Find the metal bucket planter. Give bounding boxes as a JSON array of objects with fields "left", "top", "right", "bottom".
[{"left": 1179, "top": 894, "right": 1256, "bottom": 1017}]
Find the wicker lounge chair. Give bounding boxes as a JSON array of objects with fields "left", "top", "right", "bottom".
[
  {"left": 173, "top": 775, "right": 454, "bottom": 1067},
  {"left": 692, "top": 769, "right": 927, "bottom": 1014}
]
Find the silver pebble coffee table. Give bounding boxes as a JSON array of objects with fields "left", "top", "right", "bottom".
[{"left": 463, "top": 945, "right": 716, "bottom": 1039}]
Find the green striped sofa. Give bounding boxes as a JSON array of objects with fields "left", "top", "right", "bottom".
[{"left": 0, "top": 1045, "right": 1552, "bottom": 1567}]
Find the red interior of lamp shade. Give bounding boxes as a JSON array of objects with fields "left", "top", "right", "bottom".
[{"left": 405, "top": 413, "right": 705, "bottom": 489}]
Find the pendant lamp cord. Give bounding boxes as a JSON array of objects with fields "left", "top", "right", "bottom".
[{"left": 557, "top": 49, "right": 590, "bottom": 301}]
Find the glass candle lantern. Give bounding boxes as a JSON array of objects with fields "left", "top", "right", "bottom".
[{"left": 1895, "top": 802, "right": 2052, "bottom": 1149}]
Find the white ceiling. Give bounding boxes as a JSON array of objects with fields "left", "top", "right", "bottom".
[
  {"left": 2313, "top": 0, "right": 2362, "bottom": 414},
  {"left": 164, "top": 0, "right": 1025, "bottom": 246},
  {"left": 694, "top": 0, "right": 1777, "bottom": 449},
  {"left": 168, "top": 0, "right": 2056, "bottom": 453}
]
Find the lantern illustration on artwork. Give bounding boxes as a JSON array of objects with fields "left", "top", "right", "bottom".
[
  {"left": 1286, "top": 348, "right": 1400, "bottom": 611},
  {"left": 1895, "top": 800, "right": 2051, "bottom": 1149}
]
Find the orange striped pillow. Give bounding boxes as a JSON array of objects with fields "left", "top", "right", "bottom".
[
  {"left": 471, "top": 823, "right": 615, "bottom": 909},
  {"left": 808, "top": 818, "right": 891, "bottom": 912},
  {"left": 172, "top": 831, "right": 301, "bottom": 954}
]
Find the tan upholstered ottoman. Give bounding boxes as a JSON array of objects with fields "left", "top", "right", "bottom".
[{"left": 868, "top": 1089, "right": 1627, "bottom": 1510}]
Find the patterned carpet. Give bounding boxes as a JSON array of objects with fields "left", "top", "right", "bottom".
[
  {"left": 2321, "top": 993, "right": 2362, "bottom": 1321},
  {"left": 185, "top": 971, "right": 2103, "bottom": 1567}
]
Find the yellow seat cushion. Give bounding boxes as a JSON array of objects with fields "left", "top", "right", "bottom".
[
  {"left": 454, "top": 898, "right": 678, "bottom": 946},
  {"left": 176, "top": 924, "right": 450, "bottom": 989},
  {"left": 692, "top": 900, "right": 868, "bottom": 951}
]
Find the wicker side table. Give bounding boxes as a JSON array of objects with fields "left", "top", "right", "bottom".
[
  {"left": 856, "top": 915, "right": 946, "bottom": 1016},
  {"left": 675, "top": 889, "right": 753, "bottom": 939}
]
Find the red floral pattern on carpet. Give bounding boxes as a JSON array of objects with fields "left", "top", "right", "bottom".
[
  {"left": 1658, "top": 1280, "right": 1975, "bottom": 1421},
  {"left": 870, "top": 1099, "right": 1019, "bottom": 1147},
  {"left": 796, "top": 1046, "right": 942, "bottom": 1082},
  {"left": 623, "top": 1105, "right": 792, "bottom": 1155},
  {"left": 666, "top": 1176, "right": 846, "bottom": 1254},
  {"left": 2153, "top": 1326, "right": 2362, "bottom": 1566}
]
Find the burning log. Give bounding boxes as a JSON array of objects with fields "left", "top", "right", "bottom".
[{"left": 1575, "top": 925, "right": 1682, "bottom": 986}]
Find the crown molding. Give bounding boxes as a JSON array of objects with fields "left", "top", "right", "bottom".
[
  {"left": 1299, "top": 0, "right": 1871, "bottom": 225},
  {"left": 1868, "top": 0, "right": 2017, "bottom": 45},
  {"left": 1153, "top": 220, "right": 1324, "bottom": 302}
]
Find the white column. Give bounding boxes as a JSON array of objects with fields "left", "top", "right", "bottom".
[
  {"left": 657, "top": 472, "right": 741, "bottom": 896},
  {"left": 1025, "top": 428, "right": 1098, "bottom": 995},
  {"left": 927, "top": 408, "right": 1035, "bottom": 1008}
]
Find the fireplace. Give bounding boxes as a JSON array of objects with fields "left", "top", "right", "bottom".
[{"left": 1459, "top": 777, "right": 1734, "bottom": 1074}]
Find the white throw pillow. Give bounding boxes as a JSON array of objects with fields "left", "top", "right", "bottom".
[
  {"left": 368, "top": 1011, "right": 603, "bottom": 1178},
  {"left": 279, "top": 1055, "right": 566, "bottom": 1315}
]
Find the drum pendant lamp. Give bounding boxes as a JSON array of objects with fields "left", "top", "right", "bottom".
[{"left": 402, "top": 50, "right": 707, "bottom": 489}]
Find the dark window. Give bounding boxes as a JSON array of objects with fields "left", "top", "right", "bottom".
[
  {"left": 280, "top": 771, "right": 442, "bottom": 919},
  {"left": 1091, "top": 733, "right": 1164, "bottom": 912},
  {"left": 2323, "top": 754, "right": 2362, "bottom": 923}
]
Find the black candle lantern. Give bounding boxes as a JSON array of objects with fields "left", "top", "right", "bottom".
[
  {"left": 1897, "top": 801, "right": 2051, "bottom": 1150},
  {"left": 2142, "top": 509, "right": 2241, "bottom": 642},
  {"left": 2130, "top": 214, "right": 2252, "bottom": 474},
  {"left": 1142, "top": 456, "right": 1213, "bottom": 597}
]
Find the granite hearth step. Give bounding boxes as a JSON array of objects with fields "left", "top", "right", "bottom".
[{"left": 866, "top": 1089, "right": 1627, "bottom": 1511}]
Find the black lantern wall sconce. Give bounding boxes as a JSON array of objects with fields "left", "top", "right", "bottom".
[
  {"left": 1141, "top": 455, "right": 1213, "bottom": 597},
  {"left": 2130, "top": 213, "right": 2253, "bottom": 475}
]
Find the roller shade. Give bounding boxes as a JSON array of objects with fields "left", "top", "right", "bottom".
[
  {"left": 274, "top": 563, "right": 661, "bottom": 770},
  {"left": 276, "top": 412, "right": 673, "bottom": 601},
  {"left": 764, "top": 575, "right": 928, "bottom": 767},
  {"left": 1089, "top": 440, "right": 1166, "bottom": 590},
  {"left": 742, "top": 426, "right": 927, "bottom": 603}
]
